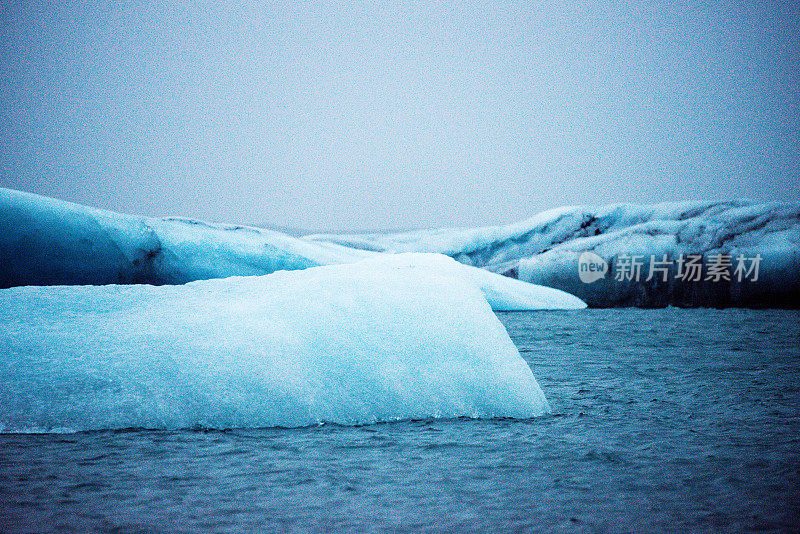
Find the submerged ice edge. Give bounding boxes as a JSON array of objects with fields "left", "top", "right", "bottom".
[
  {"left": 0, "top": 255, "right": 551, "bottom": 432},
  {"left": 0, "top": 424, "right": 79, "bottom": 434}
]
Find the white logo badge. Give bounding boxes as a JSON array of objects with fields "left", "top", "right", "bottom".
[{"left": 578, "top": 251, "right": 608, "bottom": 283}]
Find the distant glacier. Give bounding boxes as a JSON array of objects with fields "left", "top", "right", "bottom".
[
  {"left": 1, "top": 188, "right": 797, "bottom": 308},
  {"left": 307, "top": 202, "right": 800, "bottom": 308}
]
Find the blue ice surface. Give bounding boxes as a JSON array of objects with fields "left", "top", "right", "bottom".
[
  {"left": 0, "top": 187, "right": 362, "bottom": 287},
  {"left": 0, "top": 187, "right": 585, "bottom": 310}
]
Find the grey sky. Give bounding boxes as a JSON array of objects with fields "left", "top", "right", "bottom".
[{"left": 2, "top": 0, "right": 798, "bottom": 232}]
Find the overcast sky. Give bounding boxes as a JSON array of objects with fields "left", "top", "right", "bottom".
[{"left": 1, "top": 0, "right": 798, "bottom": 232}]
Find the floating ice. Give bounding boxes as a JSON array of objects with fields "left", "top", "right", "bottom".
[
  {"left": 0, "top": 188, "right": 585, "bottom": 310},
  {"left": 307, "top": 202, "right": 800, "bottom": 308},
  {"left": 7, "top": 187, "right": 792, "bottom": 307},
  {"left": 0, "top": 187, "right": 367, "bottom": 288},
  {"left": 0, "top": 255, "right": 550, "bottom": 432},
  {"left": 360, "top": 253, "right": 585, "bottom": 310}
]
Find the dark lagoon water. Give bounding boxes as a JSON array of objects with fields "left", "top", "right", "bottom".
[{"left": 2, "top": 308, "right": 799, "bottom": 533}]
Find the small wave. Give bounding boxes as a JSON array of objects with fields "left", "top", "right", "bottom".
[{"left": 1, "top": 424, "right": 78, "bottom": 434}]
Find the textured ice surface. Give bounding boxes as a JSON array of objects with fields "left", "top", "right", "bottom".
[
  {"left": 308, "top": 202, "right": 800, "bottom": 308},
  {"left": 0, "top": 187, "right": 367, "bottom": 288},
  {"left": 0, "top": 255, "right": 550, "bottom": 432},
  {"left": 0, "top": 188, "right": 584, "bottom": 310},
  {"left": 6, "top": 188, "right": 794, "bottom": 307}
]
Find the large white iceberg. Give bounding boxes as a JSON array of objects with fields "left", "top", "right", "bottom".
[
  {"left": 307, "top": 202, "right": 800, "bottom": 308},
  {"left": 0, "top": 254, "right": 550, "bottom": 432}
]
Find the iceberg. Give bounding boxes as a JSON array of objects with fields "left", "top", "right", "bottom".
[
  {"left": 307, "top": 202, "right": 800, "bottom": 308},
  {"left": 0, "top": 187, "right": 368, "bottom": 288},
  {"left": 8, "top": 186, "right": 791, "bottom": 307},
  {"left": 0, "top": 254, "right": 550, "bottom": 432},
  {"left": 0, "top": 188, "right": 585, "bottom": 310},
  {"left": 360, "top": 253, "right": 585, "bottom": 310}
]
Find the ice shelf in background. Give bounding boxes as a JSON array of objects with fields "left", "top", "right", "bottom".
[
  {"left": 0, "top": 255, "right": 550, "bottom": 432},
  {"left": 0, "top": 188, "right": 585, "bottom": 310},
  {"left": 306, "top": 202, "right": 800, "bottom": 308},
  {"left": 6, "top": 188, "right": 794, "bottom": 307}
]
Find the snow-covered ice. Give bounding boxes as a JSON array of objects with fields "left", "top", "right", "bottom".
[
  {"left": 360, "top": 253, "right": 585, "bottom": 310},
  {"left": 0, "top": 255, "right": 550, "bottom": 432}
]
